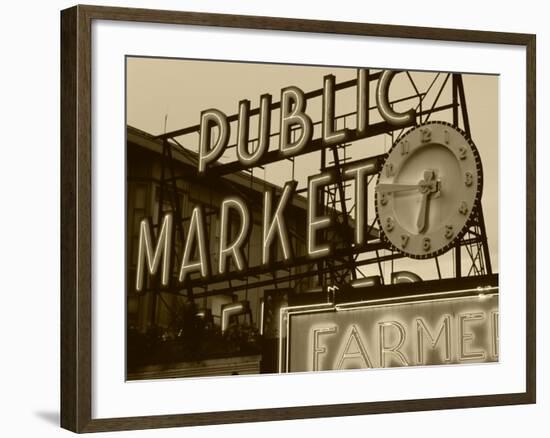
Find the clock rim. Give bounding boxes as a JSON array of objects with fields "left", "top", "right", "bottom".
[{"left": 374, "top": 120, "right": 484, "bottom": 260}]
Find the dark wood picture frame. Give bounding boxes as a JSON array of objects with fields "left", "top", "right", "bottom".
[{"left": 61, "top": 4, "right": 536, "bottom": 433}]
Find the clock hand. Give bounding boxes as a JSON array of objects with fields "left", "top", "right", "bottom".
[
  {"left": 417, "top": 192, "right": 429, "bottom": 233},
  {"left": 376, "top": 183, "right": 420, "bottom": 193},
  {"left": 416, "top": 169, "right": 440, "bottom": 233}
]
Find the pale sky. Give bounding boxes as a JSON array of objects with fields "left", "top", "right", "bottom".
[{"left": 126, "top": 57, "right": 498, "bottom": 282}]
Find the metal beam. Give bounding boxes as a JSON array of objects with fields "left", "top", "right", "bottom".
[{"left": 205, "top": 103, "right": 456, "bottom": 177}]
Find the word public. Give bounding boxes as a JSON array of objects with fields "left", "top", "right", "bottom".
[{"left": 136, "top": 70, "right": 415, "bottom": 291}]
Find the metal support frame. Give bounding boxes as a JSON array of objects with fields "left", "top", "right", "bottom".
[{"left": 133, "top": 69, "right": 496, "bottom": 330}]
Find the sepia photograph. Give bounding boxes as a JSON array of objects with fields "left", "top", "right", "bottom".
[{"left": 125, "top": 57, "right": 499, "bottom": 380}]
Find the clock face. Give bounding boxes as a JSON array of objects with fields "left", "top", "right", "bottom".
[{"left": 375, "top": 121, "right": 483, "bottom": 259}]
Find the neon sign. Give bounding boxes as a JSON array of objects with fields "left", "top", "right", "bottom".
[
  {"left": 281, "top": 290, "right": 498, "bottom": 372},
  {"left": 135, "top": 70, "right": 416, "bottom": 291},
  {"left": 198, "top": 70, "right": 411, "bottom": 173}
]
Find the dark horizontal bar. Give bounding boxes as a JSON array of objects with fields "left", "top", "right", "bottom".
[
  {"left": 333, "top": 273, "right": 499, "bottom": 304},
  {"left": 289, "top": 274, "right": 499, "bottom": 307}
]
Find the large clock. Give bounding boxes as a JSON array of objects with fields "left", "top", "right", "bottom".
[{"left": 375, "top": 121, "right": 483, "bottom": 259}]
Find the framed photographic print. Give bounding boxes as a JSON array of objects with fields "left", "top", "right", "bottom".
[{"left": 60, "top": 4, "right": 536, "bottom": 433}]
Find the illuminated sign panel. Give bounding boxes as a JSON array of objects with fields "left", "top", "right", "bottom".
[
  {"left": 133, "top": 69, "right": 414, "bottom": 291},
  {"left": 284, "top": 291, "right": 498, "bottom": 373}
]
